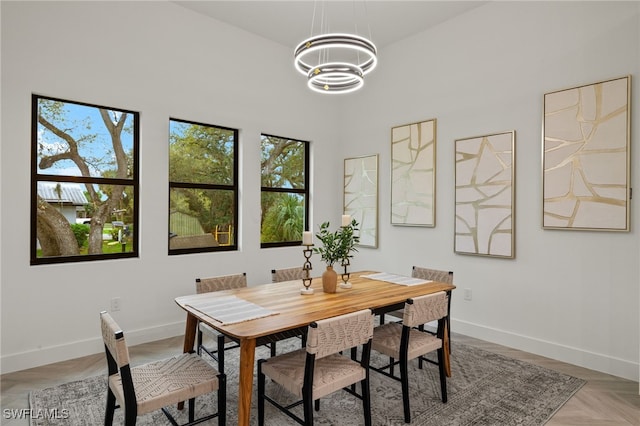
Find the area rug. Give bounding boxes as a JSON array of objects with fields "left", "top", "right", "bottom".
[{"left": 28, "top": 339, "right": 585, "bottom": 425}]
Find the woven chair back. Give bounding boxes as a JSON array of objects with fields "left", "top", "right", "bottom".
[
  {"left": 271, "top": 267, "right": 306, "bottom": 283},
  {"left": 412, "top": 266, "right": 454, "bottom": 284},
  {"left": 306, "top": 309, "right": 374, "bottom": 359},
  {"left": 196, "top": 273, "right": 247, "bottom": 294},
  {"left": 100, "top": 311, "right": 131, "bottom": 369},
  {"left": 403, "top": 292, "right": 448, "bottom": 328}
]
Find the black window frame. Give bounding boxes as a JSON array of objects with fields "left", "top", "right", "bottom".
[
  {"left": 260, "top": 133, "right": 310, "bottom": 249},
  {"left": 168, "top": 117, "right": 239, "bottom": 255},
  {"left": 30, "top": 94, "right": 140, "bottom": 265}
]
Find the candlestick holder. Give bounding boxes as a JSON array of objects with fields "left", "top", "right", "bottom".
[
  {"left": 301, "top": 244, "right": 314, "bottom": 295},
  {"left": 340, "top": 257, "right": 352, "bottom": 289}
]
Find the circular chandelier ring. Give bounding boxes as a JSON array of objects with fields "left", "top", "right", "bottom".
[
  {"left": 307, "top": 62, "right": 364, "bottom": 94},
  {"left": 294, "top": 33, "right": 377, "bottom": 77}
]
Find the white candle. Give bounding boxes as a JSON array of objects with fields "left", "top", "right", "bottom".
[
  {"left": 342, "top": 214, "right": 351, "bottom": 227},
  {"left": 302, "top": 231, "right": 313, "bottom": 245}
]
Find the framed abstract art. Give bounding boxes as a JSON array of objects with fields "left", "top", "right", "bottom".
[
  {"left": 543, "top": 76, "right": 631, "bottom": 231},
  {"left": 391, "top": 119, "right": 436, "bottom": 226},
  {"left": 455, "top": 131, "right": 515, "bottom": 258},
  {"left": 344, "top": 154, "right": 378, "bottom": 248}
]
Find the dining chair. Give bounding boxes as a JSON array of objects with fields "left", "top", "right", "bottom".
[
  {"left": 271, "top": 266, "right": 306, "bottom": 282},
  {"left": 381, "top": 267, "right": 453, "bottom": 324},
  {"left": 100, "top": 311, "right": 226, "bottom": 426},
  {"left": 271, "top": 266, "right": 310, "bottom": 346},
  {"left": 257, "top": 309, "right": 375, "bottom": 426},
  {"left": 410, "top": 267, "right": 454, "bottom": 357},
  {"left": 371, "top": 292, "right": 449, "bottom": 423},
  {"left": 196, "top": 273, "right": 276, "bottom": 369},
  {"left": 380, "top": 267, "right": 454, "bottom": 360}
]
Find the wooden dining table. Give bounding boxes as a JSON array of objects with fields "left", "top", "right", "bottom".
[{"left": 175, "top": 270, "right": 455, "bottom": 426}]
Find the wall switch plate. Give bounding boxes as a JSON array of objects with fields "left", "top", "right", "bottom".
[
  {"left": 111, "top": 297, "right": 121, "bottom": 312},
  {"left": 464, "top": 289, "right": 472, "bottom": 301}
]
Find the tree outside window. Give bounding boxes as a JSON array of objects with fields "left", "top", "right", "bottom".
[
  {"left": 261, "top": 134, "right": 309, "bottom": 247},
  {"left": 168, "top": 118, "right": 238, "bottom": 254},
  {"left": 31, "top": 95, "right": 139, "bottom": 264}
]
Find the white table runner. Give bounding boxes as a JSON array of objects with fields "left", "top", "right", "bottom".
[
  {"left": 362, "top": 272, "right": 432, "bottom": 286},
  {"left": 187, "top": 295, "right": 278, "bottom": 325}
]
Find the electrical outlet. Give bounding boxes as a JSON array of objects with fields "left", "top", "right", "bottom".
[
  {"left": 463, "top": 289, "right": 472, "bottom": 301},
  {"left": 111, "top": 297, "right": 121, "bottom": 312}
]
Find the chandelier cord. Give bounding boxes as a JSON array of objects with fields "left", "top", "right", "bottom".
[
  {"left": 351, "top": 1, "right": 360, "bottom": 65},
  {"left": 353, "top": 0, "right": 374, "bottom": 66}
]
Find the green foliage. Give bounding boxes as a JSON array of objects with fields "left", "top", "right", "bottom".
[
  {"left": 260, "top": 135, "right": 305, "bottom": 189},
  {"left": 169, "top": 121, "right": 236, "bottom": 234},
  {"left": 313, "top": 219, "right": 360, "bottom": 267},
  {"left": 70, "top": 223, "right": 90, "bottom": 248},
  {"left": 170, "top": 122, "right": 234, "bottom": 185},
  {"left": 260, "top": 135, "right": 307, "bottom": 244},
  {"left": 261, "top": 194, "right": 303, "bottom": 243},
  {"left": 100, "top": 149, "right": 135, "bottom": 224},
  {"left": 37, "top": 97, "right": 135, "bottom": 257}
]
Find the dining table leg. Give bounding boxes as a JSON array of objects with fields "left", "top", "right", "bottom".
[
  {"left": 443, "top": 318, "right": 451, "bottom": 377},
  {"left": 182, "top": 313, "right": 198, "bottom": 354},
  {"left": 237, "top": 337, "right": 257, "bottom": 426}
]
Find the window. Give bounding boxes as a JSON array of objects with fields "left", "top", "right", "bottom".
[
  {"left": 169, "top": 118, "right": 238, "bottom": 254},
  {"left": 260, "top": 134, "right": 309, "bottom": 248},
  {"left": 31, "top": 95, "right": 139, "bottom": 264}
]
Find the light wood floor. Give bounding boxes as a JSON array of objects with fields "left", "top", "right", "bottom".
[{"left": 1, "top": 333, "right": 638, "bottom": 425}]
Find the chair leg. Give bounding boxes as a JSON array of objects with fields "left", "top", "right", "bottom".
[
  {"left": 400, "top": 356, "right": 411, "bottom": 423},
  {"left": 270, "top": 341, "right": 276, "bottom": 357},
  {"left": 362, "top": 378, "right": 372, "bottom": 426},
  {"left": 418, "top": 325, "right": 425, "bottom": 369},
  {"left": 303, "top": 392, "right": 313, "bottom": 426},
  {"left": 257, "top": 360, "right": 266, "bottom": 426},
  {"left": 437, "top": 347, "right": 448, "bottom": 403},
  {"left": 196, "top": 328, "right": 203, "bottom": 355},
  {"left": 447, "top": 319, "right": 452, "bottom": 354},
  {"left": 446, "top": 294, "right": 452, "bottom": 354},
  {"left": 314, "top": 399, "right": 320, "bottom": 411},
  {"left": 217, "top": 334, "right": 225, "bottom": 374},
  {"left": 188, "top": 398, "right": 195, "bottom": 423},
  {"left": 218, "top": 373, "right": 227, "bottom": 425},
  {"left": 124, "top": 407, "right": 137, "bottom": 426},
  {"left": 104, "top": 388, "right": 116, "bottom": 426},
  {"left": 389, "top": 356, "right": 395, "bottom": 376},
  {"left": 350, "top": 347, "right": 358, "bottom": 392}
]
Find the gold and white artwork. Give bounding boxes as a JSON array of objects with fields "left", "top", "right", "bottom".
[
  {"left": 455, "top": 131, "right": 515, "bottom": 258},
  {"left": 543, "top": 76, "right": 630, "bottom": 231},
  {"left": 344, "top": 154, "right": 378, "bottom": 248},
  {"left": 391, "top": 119, "right": 436, "bottom": 226}
]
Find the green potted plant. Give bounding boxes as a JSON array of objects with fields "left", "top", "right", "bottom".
[{"left": 314, "top": 219, "right": 359, "bottom": 293}]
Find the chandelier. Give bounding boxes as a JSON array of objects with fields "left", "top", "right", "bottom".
[{"left": 294, "top": 2, "right": 377, "bottom": 94}]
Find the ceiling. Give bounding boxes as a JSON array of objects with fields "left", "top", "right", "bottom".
[{"left": 173, "top": 1, "right": 486, "bottom": 50}]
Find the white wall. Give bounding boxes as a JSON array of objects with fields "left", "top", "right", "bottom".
[
  {"left": 0, "top": 1, "right": 344, "bottom": 373},
  {"left": 1, "top": 1, "right": 638, "bottom": 383},
  {"left": 341, "top": 1, "right": 640, "bottom": 382}
]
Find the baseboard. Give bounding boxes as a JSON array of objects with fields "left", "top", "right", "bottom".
[
  {"left": 0, "top": 321, "right": 185, "bottom": 375},
  {"left": 451, "top": 319, "right": 639, "bottom": 382}
]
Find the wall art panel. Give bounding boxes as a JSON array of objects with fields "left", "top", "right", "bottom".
[
  {"left": 391, "top": 119, "right": 436, "bottom": 226},
  {"left": 543, "top": 76, "right": 631, "bottom": 231},
  {"left": 344, "top": 154, "right": 378, "bottom": 248},
  {"left": 455, "top": 131, "right": 515, "bottom": 258}
]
